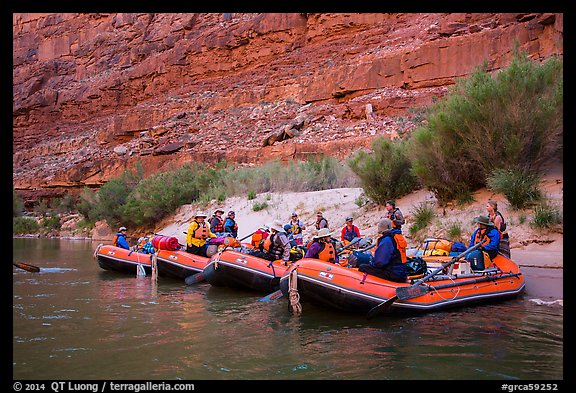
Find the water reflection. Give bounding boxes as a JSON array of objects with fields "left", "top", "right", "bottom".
[{"left": 13, "top": 238, "right": 562, "bottom": 380}]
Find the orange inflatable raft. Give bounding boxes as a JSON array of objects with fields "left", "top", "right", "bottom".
[
  {"left": 94, "top": 244, "right": 153, "bottom": 275},
  {"left": 155, "top": 249, "right": 210, "bottom": 280},
  {"left": 279, "top": 253, "right": 525, "bottom": 316},
  {"left": 202, "top": 249, "right": 291, "bottom": 293}
]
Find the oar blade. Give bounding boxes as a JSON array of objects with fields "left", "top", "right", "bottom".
[
  {"left": 396, "top": 284, "right": 430, "bottom": 300},
  {"left": 259, "top": 290, "right": 283, "bottom": 302},
  {"left": 185, "top": 272, "right": 205, "bottom": 285},
  {"left": 366, "top": 296, "right": 397, "bottom": 320},
  {"left": 13, "top": 262, "right": 41, "bottom": 273}
]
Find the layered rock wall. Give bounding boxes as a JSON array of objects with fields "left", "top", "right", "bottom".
[{"left": 12, "top": 12, "right": 563, "bottom": 206}]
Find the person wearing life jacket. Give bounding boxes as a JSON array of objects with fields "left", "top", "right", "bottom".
[
  {"left": 288, "top": 212, "right": 306, "bottom": 245},
  {"left": 251, "top": 225, "right": 270, "bottom": 249},
  {"left": 224, "top": 210, "right": 238, "bottom": 238},
  {"left": 305, "top": 228, "right": 339, "bottom": 264},
  {"left": 486, "top": 200, "right": 510, "bottom": 259},
  {"left": 357, "top": 218, "right": 408, "bottom": 283},
  {"left": 260, "top": 220, "right": 291, "bottom": 265},
  {"left": 340, "top": 216, "right": 361, "bottom": 244},
  {"left": 385, "top": 200, "right": 405, "bottom": 230},
  {"left": 113, "top": 227, "right": 130, "bottom": 250},
  {"left": 209, "top": 209, "right": 226, "bottom": 235},
  {"left": 466, "top": 214, "right": 500, "bottom": 270},
  {"left": 284, "top": 224, "right": 298, "bottom": 247},
  {"left": 315, "top": 211, "right": 329, "bottom": 230},
  {"left": 185, "top": 211, "right": 216, "bottom": 257}
]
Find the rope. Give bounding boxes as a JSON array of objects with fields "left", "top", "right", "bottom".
[
  {"left": 93, "top": 243, "right": 103, "bottom": 259},
  {"left": 213, "top": 246, "right": 226, "bottom": 270},
  {"left": 288, "top": 268, "right": 302, "bottom": 315},
  {"left": 430, "top": 277, "right": 460, "bottom": 301}
]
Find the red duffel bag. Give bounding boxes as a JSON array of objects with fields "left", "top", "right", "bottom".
[{"left": 151, "top": 235, "right": 180, "bottom": 251}]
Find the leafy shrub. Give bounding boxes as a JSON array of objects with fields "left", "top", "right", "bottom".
[
  {"left": 252, "top": 200, "right": 268, "bottom": 212},
  {"left": 530, "top": 202, "right": 562, "bottom": 229},
  {"left": 409, "top": 49, "right": 562, "bottom": 205},
  {"left": 487, "top": 168, "right": 542, "bottom": 209},
  {"left": 13, "top": 216, "right": 40, "bottom": 234},
  {"left": 408, "top": 202, "right": 436, "bottom": 236},
  {"left": 40, "top": 214, "right": 61, "bottom": 230},
  {"left": 446, "top": 221, "right": 464, "bottom": 241},
  {"left": 348, "top": 137, "right": 420, "bottom": 204}
]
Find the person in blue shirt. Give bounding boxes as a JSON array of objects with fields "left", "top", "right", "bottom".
[
  {"left": 466, "top": 215, "right": 500, "bottom": 270},
  {"left": 224, "top": 210, "right": 238, "bottom": 238},
  {"left": 356, "top": 218, "right": 407, "bottom": 283},
  {"left": 113, "top": 226, "right": 130, "bottom": 250}
]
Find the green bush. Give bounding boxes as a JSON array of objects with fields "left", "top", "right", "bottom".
[
  {"left": 530, "top": 202, "right": 562, "bottom": 229},
  {"left": 121, "top": 163, "right": 220, "bottom": 227},
  {"left": 348, "top": 137, "right": 420, "bottom": 204},
  {"left": 40, "top": 214, "right": 62, "bottom": 230},
  {"left": 252, "top": 200, "right": 268, "bottom": 212},
  {"left": 446, "top": 221, "right": 464, "bottom": 241},
  {"left": 409, "top": 49, "right": 562, "bottom": 205},
  {"left": 487, "top": 168, "right": 542, "bottom": 209},
  {"left": 408, "top": 202, "right": 436, "bottom": 237},
  {"left": 13, "top": 216, "right": 40, "bottom": 234}
]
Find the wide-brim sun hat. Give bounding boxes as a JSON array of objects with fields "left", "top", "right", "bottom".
[
  {"left": 377, "top": 218, "right": 392, "bottom": 233},
  {"left": 119, "top": 226, "right": 127, "bottom": 231},
  {"left": 195, "top": 211, "right": 207, "bottom": 218},
  {"left": 268, "top": 220, "right": 285, "bottom": 232},
  {"left": 313, "top": 228, "right": 332, "bottom": 239},
  {"left": 473, "top": 215, "right": 494, "bottom": 226},
  {"left": 214, "top": 209, "right": 224, "bottom": 214}
]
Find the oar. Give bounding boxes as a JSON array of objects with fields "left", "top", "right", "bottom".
[
  {"left": 396, "top": 272, "right": 522, "bottom": 300},
  {"left": 258, "top": 289, "right": 283, "bottom": 302},
  {"left": 366, "top": 242, "right": 482, "bottom": 319},
  {"left": 13, "top": 262, "right": 41, "bottom": 273},
  {"left": 238, "top": 231, "right": 257, "bottom": 242},
  {"left": 336, "top": 237, "right": 361, "bottom": 255},
  {"left": 184, "top": 272, "right": 205, "bottom": 285}
]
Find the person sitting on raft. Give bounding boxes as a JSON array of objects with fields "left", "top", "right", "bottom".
[
  {"left": 465, "top": 215, "right": 500, "bottom": 270},
  {"left": 185, "top": 211, "right": 216, "bottom": 257},
  {"left": 305, "top": 228, "right": 339, "bottom": 264},
  {"left": 355, "top": 218, "right": 408, "bottom": 283}
]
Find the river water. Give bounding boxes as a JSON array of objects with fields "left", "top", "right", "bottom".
[{"left": 12, "top": 238, "right": 563, "bottom": 381}]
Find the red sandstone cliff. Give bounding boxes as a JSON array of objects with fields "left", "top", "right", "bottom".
[{"left": 12, "top": 13, "right": 563, "bottom": 206}]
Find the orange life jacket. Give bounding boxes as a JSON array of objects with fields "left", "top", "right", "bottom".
[
  {"left": 387, "top": 232, "right": 407, "bottom": 264},
  {"left": 263, "top": 234, "right": 273, "bottom": 252},
  {"left": 211, "top": 215, "right": 225, "bottom": 233},
  {"left": 473, "top": 229, "right": 491, "bottom": 248},
  {"left": 252, "top": 230, "right": 268, "bottom": 248},
  {"left": 317, "top": 242, "right": 336, "bottom": 263},
  {"left": 193, "top": 221, "right": 209, "bottom": 239}
]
